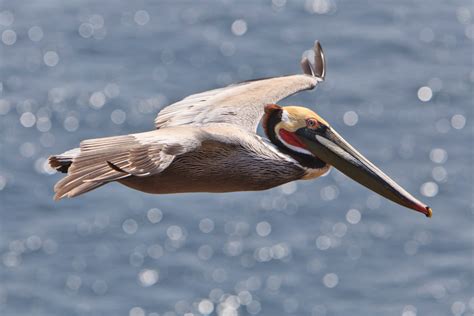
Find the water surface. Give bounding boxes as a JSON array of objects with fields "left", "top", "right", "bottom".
[{"left": 0, "top": 1, "right": 473, "bottom": 315}]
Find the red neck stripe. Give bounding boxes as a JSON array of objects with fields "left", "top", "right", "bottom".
[{"left": 278, "top": 129, "right": 307, "bottom": 149}]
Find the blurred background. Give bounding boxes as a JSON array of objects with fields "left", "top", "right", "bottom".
[{"left": 0, "top": 0, "right": 472, "bottom": 315}]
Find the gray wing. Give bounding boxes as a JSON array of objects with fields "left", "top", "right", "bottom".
[{"left": 154, "top": 41, "right": 326, "bottom": 132}]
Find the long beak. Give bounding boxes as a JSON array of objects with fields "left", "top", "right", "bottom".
[{"left": 295, "top": 126, "right": 432, "bottom": 217}]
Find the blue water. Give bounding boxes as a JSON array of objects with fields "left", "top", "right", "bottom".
[{"left": 1, "top": 1, "right": 473, "bottom": 315}]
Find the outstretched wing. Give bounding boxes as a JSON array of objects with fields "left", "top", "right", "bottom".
[{"left": 154, "top": 41, "right": 326, "bottom": 132}]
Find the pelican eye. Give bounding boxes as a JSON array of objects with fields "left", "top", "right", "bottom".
[{"left": 306, "top": 118, "right": 319, "bottom": 129}]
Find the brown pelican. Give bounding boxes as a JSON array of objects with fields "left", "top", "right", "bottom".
[{"left": 49, "top": 41, "right": 432, "bottom": 217}]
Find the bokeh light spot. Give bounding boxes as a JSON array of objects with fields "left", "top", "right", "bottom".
[
  {"left": 89, "top": 91, "right": 106, "bottom": 109},
  {"left": 199, "top": 218, "right": 215, "bottom": 233},
  {"left": 129, "top": 307, "right": 145, "bottom": 316},
  {"left": 28, "top": 26, "right": 44, "bottom": 42},
  {"left": 79, "top": 23, "right": 94, "bottom": 38},
  {"left": 134, "top": 10, "right": 150, "bottom": 26},
  {"left": 64, "top": 116, "right": 79, "bottom": 132},
  {"left": 346, "top": 209, "right": 361, "bottom": 224},
  {"left": 316, "top": 235, "right": 331, "bottom": 250},
  {"left": 431, "top": 166, "right": 448, "bottom": 183},
  {"left": 402, "top": 305, "right": 417, "bottom": 316},
  {"left": 420, "top": 181, "right": 438, "bottom": 197},
  {"left": 2, "top": 29, "right": 17, "bottom": 45},
  {"left": 256, "top": 221, "right": 271, "bottom": 237},
  {"left": 147, "top": 208, "right": 163, "bottom": 224},
  {"left": 43, "top": 51, "right": 59, "bottom": 67},
  {"left": 20, "top": 112, "right": 36, "bottom": 127},
  {"left": 122, "top": 219, "right": 138, "bottom": 234},
  {"left": 429, "top": 148, "right": 447, "bottom": 164},
  {"left": 138, "top": 269, "right": 159, "bottom": 287},
  {"left": 417, "top": 86, "right": 432, "bottom": 102},
  {"left": 451, "top": 301, "right": 466, "bottom": 316},
  {"left": 343, "top": 110, "right": 358, "bottom": 126},
  {"left": 451, "top": 114, "right": 466, "bottom": 129},
  {"left": 198, "top": 299, "right": 214, "bottom": 315},
  {"left": 322, "top": 273, "right": 338, "bottom": 288},
  {"left": 231, "top": 19, "right": 247, "bottom": 36},
  {"left": 111, "top": 109, "right": 126, "bottom": 125}
]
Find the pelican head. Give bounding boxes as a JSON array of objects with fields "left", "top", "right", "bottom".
[{"left": 263, "top": 104, "right": 432, "bottom": 217}]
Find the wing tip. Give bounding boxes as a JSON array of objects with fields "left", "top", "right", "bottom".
[
  {"left": 301, "top": 40, "right": 326, "bottom": 80},
  {"left": 313, "top": 40, "right": 326, "bottom": 80}
]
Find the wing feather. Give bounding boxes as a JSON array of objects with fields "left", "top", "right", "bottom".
[{"left": 154, "top": 41, "right": 326, "bottom": 132}]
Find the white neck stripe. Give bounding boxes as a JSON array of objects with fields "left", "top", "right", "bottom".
[{"left": 276, "top": 133, "right": 313, "bottom": 156}]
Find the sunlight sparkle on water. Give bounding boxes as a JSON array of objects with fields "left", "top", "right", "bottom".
[
  {"left": 28, "top": 26, "right": 43, "bottom": 42},
  {"left": 167, "top": 225, "right": 184, "bottom": 241},
  {"left": 2, "top": 30, "right": 17, "bottom": 45},
  {"left": 20, "top": 112, "right": 36, "bottom": 127},
  {"left": 64, "top": 116, "right": 79, "bottom": 132},
  {"left": 256, "top": 221, "right": 271, "bottom": 237},
  {"left": 346, "top": 209, "right": 361, "bottom": 224},
  {"left": 138, "top": 269, "right": 159, "bottom": 287},
  {"left": 343, "top": 110, "right": 358, "bottom": 126},
  {"left": 199, "top": 218, "right": 215, "bottom": 233},
  {"left": 134, "top": 10, "right": 150, "bottom": 26},
  {"left": 451, "top": 114, "right": 466, "bottom": 129},
  {"left": 429, "top": 148, "right": 448, "bottom": 164},
  {"left": 43, "top": 51, "right": 59, "bottom": 67},
  {"left": 147, "top": 208, "right": 163, "bottom": 224},
  {"left": 402, "top": 305, "right": 417, "bottom": 316},
  {"left": 417, "top": 86, "right": 432, "bottom": 102},
  {"left": 420, "top": 181, "right": 438, "bottom": 197},
  {"left": 323, "top": 273, "right": 339, "bottom": 288},
  {"left": 451, "top": 301, "right": 466, "bottom": 316},
  {"left": 432, "top": 166, "right": 448, "bottom": 183},
  {"left": 89, "top": 91, "right": 106, "bottom": 109},
  {"left": 316, "top": 235, "right": 331, "bottom": 250},
  {"left": 129, "top": 307, "right": 145, "bottom": 316},
  {"left": 231, "top": 19, "right": 248, "bottom": 36},
  {"left": 111, "top": 109, "right": 127, "bottom": 125},
  {"left": 122, "top": 219, "right": 138, "bottom": 235}
]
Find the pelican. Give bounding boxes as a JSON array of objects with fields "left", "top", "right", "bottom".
[{"left": 49, "top": 41, "right": 432, "bottom": 217}]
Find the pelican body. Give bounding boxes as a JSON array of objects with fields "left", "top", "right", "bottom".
[
  {"left": 119, "top": 127, "right": 322, "bottom": 194},
  {"left": 49, "top": 42, "right": 432, "bottom": 217}
]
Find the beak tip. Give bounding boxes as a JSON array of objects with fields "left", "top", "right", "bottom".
[{"left": 425, "top": 206, "right": 433, "bottom": 218}]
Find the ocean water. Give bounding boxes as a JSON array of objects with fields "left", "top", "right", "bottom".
[{"left": 0, "top": 1, "right": 473, "bottom": 315}]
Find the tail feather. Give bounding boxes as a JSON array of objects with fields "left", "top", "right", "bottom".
[
  {"left": 54, "top": 176, "right": 106, "bottom": 200},
  {"left": 49, "top": 136, "right": 137, "bottom": 200},
  {"left": 53, "top": 164, "right": 117, "bottom": 200}
]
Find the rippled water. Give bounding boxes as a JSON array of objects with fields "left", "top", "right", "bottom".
[{"left": 1, "top": 1, "right": 473, "bottom": 315}]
